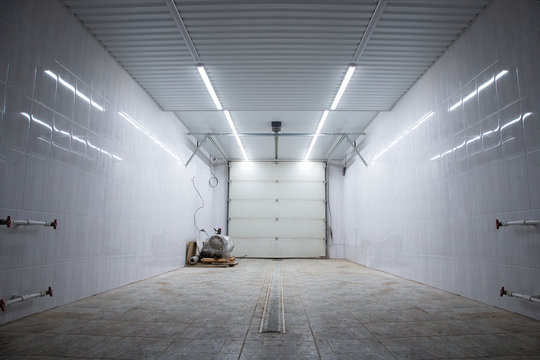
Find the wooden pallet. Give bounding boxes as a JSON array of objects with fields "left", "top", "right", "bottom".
[{"left": 190, "top": 256, "right": 238, "bottom": 267}]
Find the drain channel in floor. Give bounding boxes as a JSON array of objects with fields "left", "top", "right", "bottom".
[{"left": 259, "top": 261, "right": 286, "bottom": 333}]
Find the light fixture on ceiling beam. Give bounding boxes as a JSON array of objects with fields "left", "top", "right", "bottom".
[
  {"left": 304, "top": 0, "right": 386, "bottom": 163},
  {"left": 305, "top": 63, "right": 356, "bottom": 161},
  {"left": 196, "top": 64, "right": 222, "bottom": 110},
  {"left": 330, "top": 64, "right": 356, "bottom": 110},
  {"left": 196, "top": 64, "right": 248, "bottom": 160},
  {"left": 304, "top": 110, "right": 329, "bottom": 161},
  {"left": 224, "top": 110, "right": 249, "bottom": 161}
]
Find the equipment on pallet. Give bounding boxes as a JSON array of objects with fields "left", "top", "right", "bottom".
[{"left": 189, "top": 228, "right": 234, "bottom": 265}]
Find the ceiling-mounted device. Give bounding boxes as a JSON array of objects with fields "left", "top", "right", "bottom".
[
  {"left": 271, "top": 121, "right": 282, "bottom": 133},
  {"left": 272, "top": 121, "right": 282, "bottom": 160}
]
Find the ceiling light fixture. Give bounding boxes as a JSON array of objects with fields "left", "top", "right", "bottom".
[
  {"left": 304, "top": 110, "right": 329, "bottom": 160},
  {"left": 224, "top": 110, "right": 249, "bottom": 161},
  {"left": 196, "top": 63, "right": 248, "bottom": 161},
  {"left": 330, "top": 65, "right": 356, "bottom": 110},
  {"left": 305, "top": 64, "right": 356, "bottom": 160},
  {"left": 224, "top": 110, "right": 237, "bottom": 133},
  {"left": 196, "top": 64, "right": 222, "bottom": 110}
]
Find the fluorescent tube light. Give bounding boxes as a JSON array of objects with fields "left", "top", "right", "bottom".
[
  {"left": 304, "top": 110, "right": 329, "bottom": 160},
  {"left": 197, "top": 64, "right": 222, "bottom": 110},
  {"left": 235, "top": 134, "right": 249, "bottom": 161},
  {"left": 330, "top": 65, "right": 356, "bottom": 110},
  {"left": 224, "top": 110, "right": 248, "bottom": 161},
  {"left": 224, "top": 110, "right": 237, "bottom": 134},
  {"left": 316, "top": 110, "right": 329, "bottom": 133},
  {"left": 197, "top": 64, "right": 248, "bottom": 160},
  {"left": 304, "top": 134, "right": 319, "bottom": 161}
]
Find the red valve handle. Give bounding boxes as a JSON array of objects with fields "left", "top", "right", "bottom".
[
  {"left": 0, "top": 299, "right": 5, "bottom": 312},
  {"left": 495, "top": 219, "right": 502, "bottom": 229},
  {"left": 1, "top": 215, "right": 11, "bottom": 228},
  {"left": 46, "top": 286, "right": 53, "bottom": 297},
  {"left": 500, "top": 286, "right": 506, "bottom": 297},
  {"left": 50, "top": 219, "right": 57, "bottom": 230}
]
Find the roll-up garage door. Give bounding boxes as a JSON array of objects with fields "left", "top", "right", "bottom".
[{"left": 228, "top": 161, "right": 326, "bottom": 258}]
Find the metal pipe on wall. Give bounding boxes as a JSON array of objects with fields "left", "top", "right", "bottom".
[
  {"left": 495, "top": 219, "right": 539, "bottom": 229},
  {"left": 500, "top": 287, "right": 540, "bottom": 304},
  {"left": 0, "top": 216, "right": 57, "bottom": 229},
  {"left": 0, "top": 287, "right": 53, "bottom": 312}
]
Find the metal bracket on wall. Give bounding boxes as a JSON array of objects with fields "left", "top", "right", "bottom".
[
  {"left": 207, "top": 135, "right": 228, "bottom": 161},
  {"left": 327, "top": 135, "right": 346, "bottom": 161},
  {"left": 345, "top": 136, "right": 368, "bottom": 168},
  {"left": 188, "top": 132, "right": 365, "bottom": 137},
  {"left": 185, "top": 135, "right": 207, "bottom": 167},
  {"left": 187, "top": 132, "right": 365, "bottom": 162}
]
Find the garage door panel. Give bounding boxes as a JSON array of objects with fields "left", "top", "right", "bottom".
[
  {"left": 229, "top": 162, "right": 324, "bottom": 182},
  {"left": 228, "top": 161, "right": 326, "bottom": 258},
  {"left": 233, "top": 238, "right": 325, "bottom": 258},
  {"left": 229, "top": 200, "right": 325, "bottom": 219},
  {"left": 229, "top": 181, "right": 325, "bottom": 200},
  {"left": 229, "top": 219, "right": 324, "bottom": 238}
]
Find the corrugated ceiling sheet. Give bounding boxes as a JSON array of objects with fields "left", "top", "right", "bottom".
[
  {"left": 64, "top": 0, "right": 489, "bottom": 160},
  {"left": 177, "top": 0, "right": 376, "bottom": 110},
  {"left": 64, "top": 0, "right": 216, "bottom": 111},
  {"left": 340, "top": 0, "right": 490, "bottom": 110}
]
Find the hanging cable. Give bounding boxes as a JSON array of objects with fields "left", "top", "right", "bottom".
[
  {"left": 325, "top": 166, "right": 334, "bottom": 250},
  {"left": 209, "top": 159, "right": 219, "bottom": 188},
  {"left": 192, "top": 177, "right": 209, "bottom": 237}
]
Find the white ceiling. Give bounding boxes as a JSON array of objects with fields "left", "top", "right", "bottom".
[{"left": 63, "top": 0, "right": 490, "bottom": 161}]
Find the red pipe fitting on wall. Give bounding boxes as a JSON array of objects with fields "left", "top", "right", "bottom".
[{"left": 0, "top": 215, "right": 12, "bottom": 228}]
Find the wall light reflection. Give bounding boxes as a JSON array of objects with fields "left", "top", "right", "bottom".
[
  {"left": 372, "top": 111, "right": 435, "bottom": 162},
  {"left": 118, "top": 111, "right": 180, "bottom": 161},
  {"left": 21, "top": 111, "right": 122, "bottom": 161},
  {"left": 500, "top": 116, "right": 521, "bottom": 131},
  {"left": 44, "top": 70, "right": 104, "bottom": 112},
  {"left": 448, "top": 70, "right": 508, "bottom": 112},
  {"left": 430, "top": 111, "right": 529, "bottom": 162}
]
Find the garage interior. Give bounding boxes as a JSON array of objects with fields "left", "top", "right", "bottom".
[{"left": 0, "top": 0, "right": 539, "bottom": 359}]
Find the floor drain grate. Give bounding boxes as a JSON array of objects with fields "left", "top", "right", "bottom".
[{"left": 260, "top": 261, "right": 286, "bottom": 333}]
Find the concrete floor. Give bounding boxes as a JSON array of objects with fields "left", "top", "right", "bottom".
[{"left": 1, "top": 259, "right": 539, "bottom": 359}]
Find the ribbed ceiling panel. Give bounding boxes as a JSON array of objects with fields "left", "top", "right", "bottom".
[
  {"left": 64, "top": 0, "right": 489, "bottom": 160},
  {"left": 64, "top": 0, "right": 216, "bottom": 111},
  {"left": 339, "top": 0, "right": 489, "bottom": 111},
  {"left": 176, "top": 0, "right": 376, "bottom": 111}
]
